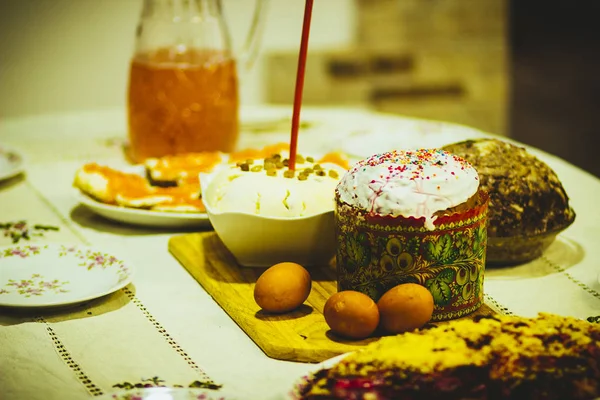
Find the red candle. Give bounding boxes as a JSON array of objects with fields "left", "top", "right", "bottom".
[{"left": 288, "top": 0, "right": 314, "bottom": 171}]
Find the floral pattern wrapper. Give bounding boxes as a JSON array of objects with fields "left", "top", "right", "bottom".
[{"left": 335, "top": 190, "right": 489, "bottom": 321}]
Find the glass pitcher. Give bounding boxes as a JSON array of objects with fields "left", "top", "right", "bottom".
[{"left": 126, "top": 0, "right": 268, "bottom": 163}]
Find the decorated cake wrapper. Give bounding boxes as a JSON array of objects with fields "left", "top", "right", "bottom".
[{"left": 335, "top": 190, "right": 489, "bottom": 322}]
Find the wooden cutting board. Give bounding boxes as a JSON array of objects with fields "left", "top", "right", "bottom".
[{"left": 168, "top": 232, "right": 497, "bottom": 363}]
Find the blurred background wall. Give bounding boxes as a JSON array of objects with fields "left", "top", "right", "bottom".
[
  {"left": 1, "top": 0, "right": 599, "bottom": 177},
  {"left": 266, "top": 0, "right": 508, "bottom": 137},
  {"left": 0, "top": 0, "right": 357, "bottom": 117},
  {"left": 509, "top": 0, "right": 600, "bottom": 179}
]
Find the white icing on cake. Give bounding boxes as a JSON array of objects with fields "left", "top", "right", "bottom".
[
  {"left": 336, "top": 149, "right": 479, "bottom": 230},
  {"left": 205, "top": 159, "right": 346, "bottom": 218}
]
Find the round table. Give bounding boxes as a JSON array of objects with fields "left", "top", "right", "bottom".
[{"left": 1, "top": 105, "right": 599, "bottom": 400}]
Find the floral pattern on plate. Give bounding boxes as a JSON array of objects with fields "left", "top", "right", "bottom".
[
  {"left": 2, "top": 273, "right": 69, "bottom": 297},
  {"left": 0, "top": 243, "right": 134, "bottom": 308},
  {"left": 2, "top": 244, "right": 44, "bottom": 258},
  {"left": 59, "top": 245, "right": 131, "bottom": 282}
]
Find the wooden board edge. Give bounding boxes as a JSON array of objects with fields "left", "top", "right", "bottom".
[{"left": 168, "top": 233, "right": 505, "bottom": 363}]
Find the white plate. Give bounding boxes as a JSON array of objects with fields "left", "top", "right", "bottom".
[
  {"left": 73, "top": 163, "right": 211, "bottom": 229},
  {"left": 0, "top": 144, "right": 25, "bottom": 181},
  {"left": 97, "top": 387, "right": 238, "bottom": 400},
  {"left": 75, "top": 190, "right": 211, "bottom": 229},
  {"left": 0, "top": 243, "right": 134, "bottom": 308}
]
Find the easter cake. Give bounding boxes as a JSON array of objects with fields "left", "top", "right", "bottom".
[
  {"left": 335, "top": 149, "right": 482, "bottom": 229},
  {"left": 441, "top": 138, "right": 575, "bottom": 264},
  {"left": 334, "top": 149, "right": 489, "bottom": 321},
  {"left": 296, "top": 313, "right": 600, "bottom": 399}
]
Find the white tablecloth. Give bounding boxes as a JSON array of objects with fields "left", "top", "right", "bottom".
[{"left": 1, "top": 105, "right": 599, "bottom": 400}]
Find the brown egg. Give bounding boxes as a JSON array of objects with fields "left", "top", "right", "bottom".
[
  {"left": 377, "top": 283, "right": 434, "bottom": 334},
  {"left": 253, "top": 262, "right": 311, "bottom": 313},
  {"left": 323, "top": 291, "right": 380, "bottom": 340}
]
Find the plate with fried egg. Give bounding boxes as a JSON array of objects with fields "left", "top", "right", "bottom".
[
  {"left": 72, "top": 144, "right": 351, "bottom": 229},
  {"left": 72, "top": 144, "right": 291, "bottom": 228},
  {"left": 72, "top": 152, "right": 224, "bottom": 228}
]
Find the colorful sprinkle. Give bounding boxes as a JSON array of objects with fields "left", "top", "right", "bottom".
[{"left": 337, "top": 149, "right": 480, "bottom": 230}]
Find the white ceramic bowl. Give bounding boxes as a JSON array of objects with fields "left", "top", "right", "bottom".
[{"left": 200, "top": 171, "right": 336, "bottom": 268}]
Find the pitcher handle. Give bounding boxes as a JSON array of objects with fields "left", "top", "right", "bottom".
[{"left": 230, "top": 0, "right": 270, "bottom": 73}]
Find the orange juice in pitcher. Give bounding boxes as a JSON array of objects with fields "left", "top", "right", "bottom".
[{"left": 126, "top": 0, "right": 268, "bottom": 163}]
